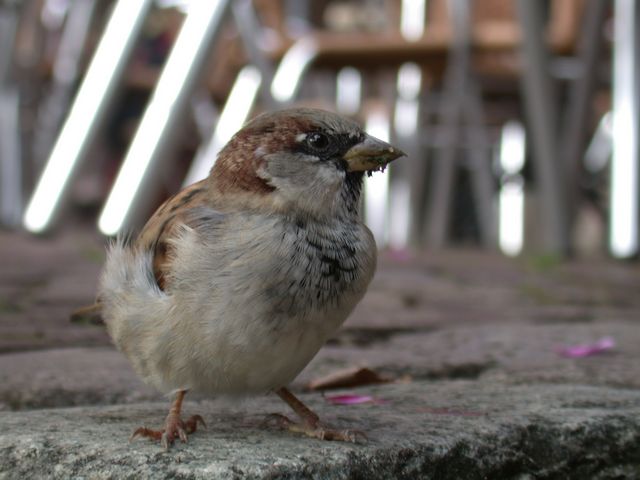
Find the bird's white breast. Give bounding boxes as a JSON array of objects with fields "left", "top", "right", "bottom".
[{"left": 100, "top": 212, "right": 376, "bottom": 395}]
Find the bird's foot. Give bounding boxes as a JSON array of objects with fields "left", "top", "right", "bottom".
[
  {"left": 264, "top": 413, "right": 366, "bottom": 443},
  {"left": 130, "top": 413, "right": 206, "bottom": 449}
]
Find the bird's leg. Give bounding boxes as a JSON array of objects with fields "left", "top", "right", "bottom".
[
  {"left": 130, "top": 389, "right": 206, "bottom": 449},
  {"left": 269, "top": 387, "right": 366, "bottom": 443}
]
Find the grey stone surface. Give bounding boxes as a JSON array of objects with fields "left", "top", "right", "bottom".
[
  {"left": 1, "top": 381, "right": 639, "bottom": 479},
  {"left": 3, "top": 320, "right": 638, "bottom": 411},
  {"left": 0, "top": 231, "right": 107, "bottom": 353},
  {"left": 308, "top": 321, "right": 640, "bottom": 389},
  {"left": 0, "top": 348, "right": 160, "bottom": 411}
]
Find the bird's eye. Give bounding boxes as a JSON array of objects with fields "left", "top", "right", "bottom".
[{"left": 306, "top": 132, "right": 330, "bottom": 152}]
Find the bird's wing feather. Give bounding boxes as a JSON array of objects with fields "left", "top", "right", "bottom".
[
  {"left": 69, "top": 180, "right": 224, "bottom": 322},
  {"left": 136, "top": 179, "right": 226, "bottom": 291}
]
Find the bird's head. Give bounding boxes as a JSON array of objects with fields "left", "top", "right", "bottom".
[{"left": 210, "top": 108, "right": 404, "bottom": 218}]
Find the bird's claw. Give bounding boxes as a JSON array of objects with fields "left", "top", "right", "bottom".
[
  {"left": 130, "top": 414, "right": 206, "bottom": 449},
  {"left": 130, "top": 426, "right": 162, "bottom": 442},
  {"left": 313, "top": 427, "right": 367, "bottom": 443},
  {"left": 302, "top": 425, "right": 367, "bottom": 443},
  {"left": 184, "top": 414, "right": 207, "bottom": 433},
  {"left": 264, "top": 413, "right": 366, "bottom": 443}
]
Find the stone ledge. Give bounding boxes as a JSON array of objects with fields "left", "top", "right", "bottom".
[
  {"left": 3, "top": 320, "right": 639, "bottom": 411},
  {"left": 2, "top": 381, "right": 639, "bottom": 479}
]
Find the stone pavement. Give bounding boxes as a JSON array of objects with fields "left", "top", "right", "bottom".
[{"left": 1, "top": 229, "right": 639, "bottom": 478}]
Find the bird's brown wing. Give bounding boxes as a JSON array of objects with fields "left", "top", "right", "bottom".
[
  {"left": 136, "top": 179, "right": 211, "bottom": 291},
  {"left": 70, "top": 180, "right": 212, "bottom": 323}
]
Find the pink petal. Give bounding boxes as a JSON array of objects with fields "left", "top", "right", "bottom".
[
  {"left": 559, "top": 336, "right": 616, "bottom": 358},
  {"left": 325, "top": 394, "right": 386, "bottom": 405}
]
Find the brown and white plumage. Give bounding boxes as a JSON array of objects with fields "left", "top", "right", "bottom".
[{"left": 81, "top": 108, "right": 404, "bottom": 447}]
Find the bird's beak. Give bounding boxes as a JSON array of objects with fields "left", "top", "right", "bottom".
[{"left": 343, "top": 134, "right": 406, "bottom": 172}]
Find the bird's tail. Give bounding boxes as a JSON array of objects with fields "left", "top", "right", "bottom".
[{"left": 70, "top": 302, "right": 104, "bottom": 325}]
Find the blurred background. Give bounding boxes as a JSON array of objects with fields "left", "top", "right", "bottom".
[{"left": 0, "top": 0, "right": 638, "bottom": 258}]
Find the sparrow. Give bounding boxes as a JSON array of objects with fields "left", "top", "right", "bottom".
[{"left": 74, "top": 107, "right": 404, "bottom": 448}]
